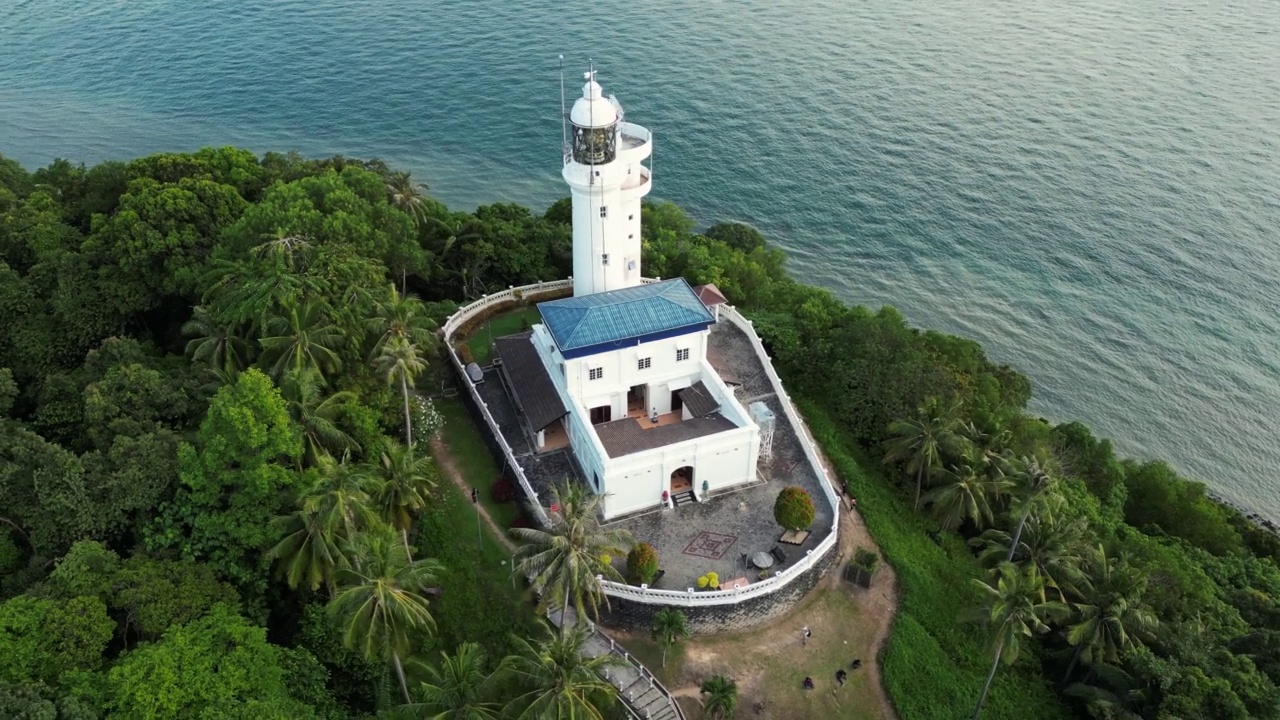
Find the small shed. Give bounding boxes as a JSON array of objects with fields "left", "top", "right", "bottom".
[{"left": 692, "top": 283, "right": 728, "bottom": 320}]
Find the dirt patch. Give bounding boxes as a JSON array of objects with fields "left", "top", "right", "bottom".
[{"left": 428, "top": 434, "right": 517, "bottom": 553}]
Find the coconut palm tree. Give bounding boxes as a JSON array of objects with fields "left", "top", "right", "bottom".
[
  {"left": 260, "top": 299, "right": 344, "bottom": 384},
  {"left": 269, "top": 458, "right": 377, "bottom": 594},
  {"left": 363, "top": 439, "right": 437, "bottom": 560},
  {"left": 281, "top": 368, "right": 359, "bottom": 466},
  {"left": 925, "top": 448, "right": 1009, "bottom": 532},
  {"left": 651, "top": 608, "right": 689, "bottom": 669},
  {"left": 884, "top": 405, "right": 963, "bottom": 510},
  {"left": 183, "top": 305, "right": 249, "bottom": 377},
  {"left": 510, "top": 481, "right": 633, "bottom": 631},
  {"left": 503, "top": 622, "right": 620, "bottom": 720},
  {"left": 700, "top": 675, "right": 738, "bottom": 719},
  {"left": 376, "top": 336, "right": 429, "bottom": 448},
  {"left": 329, "top": 529, "right": 443, "bottom": 705},
  {"left": 368, "top": 283, "right": 438, "bottom": 358},
  {"left": 386, "top": 171, "right": 430, "bottom": 226},
  {"left": 971, "top": 510, "right": 1087, "bottom": 602},
  {"left": 1004, "top": 456, "right": 1056, "bottom": 562},
  {"left": 969, "top": 563, "right": 1067, "bottom": 720},
  {"left": 400, "top": 642, "right": 502, "bottom": 720},
  {"left": 1060, "top": 545, "right": 1158, "bottom": 686}
]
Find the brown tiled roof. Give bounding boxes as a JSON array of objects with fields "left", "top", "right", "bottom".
[
  {"left": 595, "top": 414, "right": 738, "bottom": 458},
  {"left": 692, "top": 283, "right": 728, "bottom": 306},
  {"left": 677, "top": 381, "right": 719, "bottom": 418},
  {"left": 493, "top": 332, "right": 568, "bottom": 432}
]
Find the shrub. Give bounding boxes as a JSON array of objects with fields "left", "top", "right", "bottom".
[
  {"left": 490, "top": 476, "right": 517, "bottom": 503},
  {"left": 456, "top": 343, "right": 474, "bottom": 365},
  {"left": 627, "top": 542, "right": 660, "bottom": 585},
  {"left": 697, "top": 575, "right": 709, "bottom": 589},
  {"left": 707, "top": 571, "right": 719, "bottom": 589},
  {"left": 853, "top": 547, "right": 880, "bottom": 572},
  {"left": 774, "top": 486, "right": 815, "bottom": 531}
]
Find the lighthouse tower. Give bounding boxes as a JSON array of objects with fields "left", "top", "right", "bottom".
[{"left": 562, "top": 71, "right": 653, "bottom": 297}]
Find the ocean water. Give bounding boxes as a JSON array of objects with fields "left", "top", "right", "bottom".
[{"left": 2, "top": 1, "right": 1278, "bottom": 518}]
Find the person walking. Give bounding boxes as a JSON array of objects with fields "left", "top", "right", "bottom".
[{"left": 802, "top": 626, "right": 812, "bottom": 647}]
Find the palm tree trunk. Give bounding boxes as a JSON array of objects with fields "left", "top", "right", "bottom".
[
  {"left": 401, "top": 526, "right": 414, "bottom": 563},
  {"left": 393, "top": 651, "right": 412, "bottom": 705},
  {"left": 971, "top": 642, "right": 1004, "bottom": 720},
  {"left": 913, "top": 466, "right": 924, "bottom": 511},
  {"left": 400, "top": 374, "right": 414, "bottom": 448},
  {"left": 1006, "top": 505, "right": 1032, "bottom": 562},
  {"left": 1061, "top": 643, "right": 1085, "bottom": 687},
  {"left": 662, "top": 641, "right": 668, "bottom": 668}
]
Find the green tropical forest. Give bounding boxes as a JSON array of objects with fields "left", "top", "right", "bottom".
[{"left": 0, "top": 147, "right": 1277, "bottom": 719}]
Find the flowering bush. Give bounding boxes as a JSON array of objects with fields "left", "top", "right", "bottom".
[
  {"left": 490, "top": 476, "right": 517, "bottom": 503},
  {"left": 411, "top": 395, "right": 444, "bottom": 447},
  {"left": 696, "top": 571, "right": 720, "bottom": 590}
]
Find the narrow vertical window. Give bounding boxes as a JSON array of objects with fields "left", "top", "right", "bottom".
[{"left": 599, "top": 206, "right": 608, "bottom": 218}]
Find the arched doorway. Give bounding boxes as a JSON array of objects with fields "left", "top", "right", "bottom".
[{"left": 670, "top": 466, "right": 694, "bottom": 494}]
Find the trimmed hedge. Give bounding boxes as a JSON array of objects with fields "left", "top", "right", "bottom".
[{"left": 774, "top": 486, "right": 816, "bottom": 532}]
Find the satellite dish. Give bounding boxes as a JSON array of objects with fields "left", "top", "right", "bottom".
[{"left": 608, "top": 94, "right": 624, "bottom": 120}]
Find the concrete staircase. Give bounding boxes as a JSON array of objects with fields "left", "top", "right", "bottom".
[
  {"left": 671, "top": 490, "right": 697, "bottom": 507},
  {"left": 549, "top": 608, "right": 686, "bottom": 720}
]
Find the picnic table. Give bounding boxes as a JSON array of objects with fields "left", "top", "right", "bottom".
[{"left": 751, "top": 551, "right": 775, "bottom": 569}]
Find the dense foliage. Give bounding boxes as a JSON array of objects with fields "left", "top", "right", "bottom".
[{"left": 1, "top": 147, "right": 1275, "bottom": 719}]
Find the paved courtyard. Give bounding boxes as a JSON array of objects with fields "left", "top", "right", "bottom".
[{"left": 474, "top": 316, "right": 835, "bottom": 591}]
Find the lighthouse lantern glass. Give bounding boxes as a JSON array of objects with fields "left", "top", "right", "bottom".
[{"left": 572, "top": 123, "right": 617, "bottom": 165}]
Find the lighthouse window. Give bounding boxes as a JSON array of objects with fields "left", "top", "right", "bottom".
[
  {"left": 572, "top": 123, "right": 618, "bottom": 165},
  {"left": 599, "top": 206, "right": 608, "bottom": 218},
  {"left": 602, "top": 253, "right": 610, "bottom": 266},
  {"left": 628, "top": 214, "right": 634, "bottom": 220}
]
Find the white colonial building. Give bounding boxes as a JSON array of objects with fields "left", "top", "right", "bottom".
[{"left": 491, "top": 72, "right": 762, "bottom": 519}]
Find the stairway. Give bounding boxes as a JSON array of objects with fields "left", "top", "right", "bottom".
[{"left": 671, "top": 490, "right": 697, "bottom": 507}]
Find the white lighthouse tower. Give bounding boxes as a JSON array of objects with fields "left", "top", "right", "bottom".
[{"left": 562, "top": 70, "right": 653, "bottom": 297}]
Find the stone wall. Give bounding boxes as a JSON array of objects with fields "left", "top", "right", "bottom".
[{"left": 596, "top": 542, "right": 842, "bottom": 634}]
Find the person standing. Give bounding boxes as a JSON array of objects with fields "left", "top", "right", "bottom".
[{"left": 802, "top": 626, "right": 811, "bottom": 646}]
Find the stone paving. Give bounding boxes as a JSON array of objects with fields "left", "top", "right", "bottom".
[{"left": 479, "top": 317, "right": 834, "bottom": 592}]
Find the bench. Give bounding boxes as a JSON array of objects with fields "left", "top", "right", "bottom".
[{"left": 770, "top": 546, "right": 787, "bottom": 565}]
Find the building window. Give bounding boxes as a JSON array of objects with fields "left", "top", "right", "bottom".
[
  {"left": 599, "top": 206, "right": 608, "bottom": 218},
  {"left": 589, "top": 367, "right": 603, "bottom": 381},
  {"left": 628, "top": 234, "right": 634, "bottom": 239},
  {"left": 638, "top": 357, "right": 651, "bottom": 370},
  {"left": 676, "top": 348, "right": 690, "bottom": 362},
  {"left": 629, "top": 214, "right": 634, "bottom": 220},
  {"left": 602, "top": 253, "right": 609, "bottom": 266}
]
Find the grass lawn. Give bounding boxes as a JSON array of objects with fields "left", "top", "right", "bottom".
[
  {"left": 435, "top": 397, "right": 523, "bottom": 529},
  {"left": 463, "top": 307, "right": 541, "bottom": 366},
  {"left": 416, "top": 462, "right": 536, "bottom": 659}
]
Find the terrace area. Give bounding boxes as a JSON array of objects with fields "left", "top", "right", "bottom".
[{"left": 471, "top": 310, "right": 835, "bottom": 592}]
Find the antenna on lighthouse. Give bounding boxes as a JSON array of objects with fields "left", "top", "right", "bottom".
[{"left": 559, "top": 55, "right": 568, "bottom": 158}]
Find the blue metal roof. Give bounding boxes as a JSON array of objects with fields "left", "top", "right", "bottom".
[{"left": 539, "top": 279, "right": 716, "bottom": 359}]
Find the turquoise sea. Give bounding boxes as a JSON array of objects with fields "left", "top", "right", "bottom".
[{"left": 2, "top": 1, "right": 1278, "bottom": 519}]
